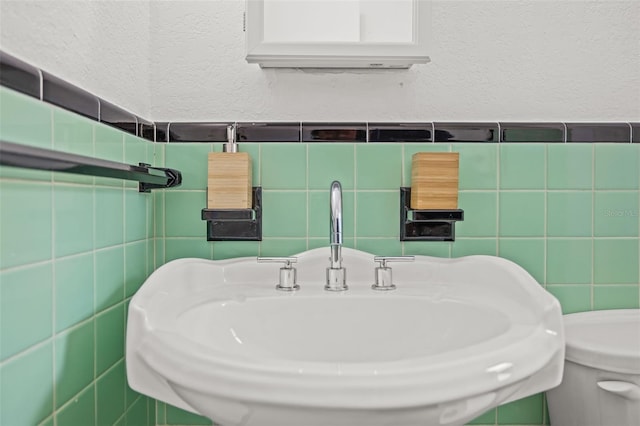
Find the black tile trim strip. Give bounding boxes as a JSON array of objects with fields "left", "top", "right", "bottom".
[
  {"left": 0, "top": 50, "right": 155, "bottom": 141},
  {"left": 0, "top": 51, "right": 40, "bottom": 99},
  {"left": 434, "top": 123, "right": 498, "bottom": 143},
  {"left": 154, "top": 122, "right": 169, "bottom": 143},
  {"left": 137, "top": 118, "right": 155, "bottom": 142},
  {"left": 168, "top": 122, "right": 231, "bottom": 142},
  {"left": 1, "top": 51, "right": 637, "bottom": 145},
  {"left": 369, "top": 123, "right": 432, "bottom": 142},
  {"left": 100, "top": 99, "right": 138, "bottom": 135},
  {"left": 43, "top": 71, "right": 100, "bottom": 120},
  {"left": 566, "top": 123, "right": 631, "bottom": 143},
  {"left": 500, "top": 122, "right": 565, "bottom": 143},
  {"left": 237, "top": 122, "right": 301, "bottom": 142},
  {"left": 165, "top": 121, "right": 638, "bottom": 144},
  {"left": 302, "top": 122, "right": 367, "bottom": 142}
]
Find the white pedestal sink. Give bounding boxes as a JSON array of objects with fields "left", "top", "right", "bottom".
[{"left": 126, "top": 248, "right": 564, "bottom": 426}]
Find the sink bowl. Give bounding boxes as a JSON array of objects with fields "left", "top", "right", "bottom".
[{"left": 126, "top": 248, "right": 564, "bottom": 426}]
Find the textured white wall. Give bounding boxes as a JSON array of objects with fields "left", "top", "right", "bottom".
[
  {"left": 149, "top": 0, "right": 640, "bottom": 122},
  {"left": 1, "top": 1, "right": 638, "bottom": 121},
  {"left": 0, "top": 0, "right": 151, "bottom": 117}
]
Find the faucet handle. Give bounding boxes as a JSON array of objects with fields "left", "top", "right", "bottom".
[
  {"left": 373, "top": 256, "right": 415, "bottom": 267},
  {"left": 257, "top": 257, "right": 299, "bottom": 291},
  {"left": 257, "top": 256, "right": 297, "bottom": 266},
  {"left": 372, "top": 256, "right": 415, "bottom": 291}
]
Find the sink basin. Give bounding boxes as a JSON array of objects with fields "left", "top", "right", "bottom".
[{"left": 126, "top": 247, "right": 564, "bottom": 426}]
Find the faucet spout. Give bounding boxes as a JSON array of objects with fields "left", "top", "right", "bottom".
[
  {"left": 326, "top": 181, "right": 347, "bottom": 291},
  {"left": 329, "top": 180, "right": 343, "bottom": 269}
]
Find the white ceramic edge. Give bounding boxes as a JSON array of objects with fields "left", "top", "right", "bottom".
[
  {"left": 563, "top": 309, "right": 640, "bottom": 374},
  {"left": 126, "top": 247, "right": 564, "bottom": 415}
]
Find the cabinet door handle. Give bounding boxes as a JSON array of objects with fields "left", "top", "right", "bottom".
[{"left": 597, "top": 380, "right": 640, "bottom": 400}]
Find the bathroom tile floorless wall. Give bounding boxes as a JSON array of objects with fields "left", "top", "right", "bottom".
[
  {"left": 0, "top": 87, "right": 155, "bottom": 425},
  {"left": 155, "top": 139, "right": 639, "bottom": 425},
  {"left": 1, "top": 84, "right": 638, "bottom": 425}
]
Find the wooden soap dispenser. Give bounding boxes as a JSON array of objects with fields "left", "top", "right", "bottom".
[
  {"left": 400, "top": 152, "right": 464, "bottom": 242},
  {"left": 207, "top": 125, "right": 253, "bottom": 209},
  {"left": 410, "top": 152, "right": 459, "bottom": 210}
]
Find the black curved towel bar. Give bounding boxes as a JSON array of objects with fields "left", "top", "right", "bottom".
[{"left": 0, "top": 140, "right": 182, "bottom": 192}]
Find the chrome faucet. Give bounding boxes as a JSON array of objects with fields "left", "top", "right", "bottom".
[{"left": 326, "top": 181, "right": 347, "bottom": 291}]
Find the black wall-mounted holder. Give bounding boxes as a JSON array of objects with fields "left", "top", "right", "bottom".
[
  {"left": 201, "top": 187, "right": 262, "bottom": 241},
  {"left": 138, "top": 163, "right": 182, "bottom": 193},
  {"left": 400, "top": 187, "right": 464, "bottom": 241}
]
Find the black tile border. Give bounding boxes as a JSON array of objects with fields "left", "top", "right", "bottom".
[
  {"left": 0, "top": 51, "right": 40, "bottom": 99},
  {"left": 0, "top": 50, "right": 155, "bottom": 141},
  {"left": 302, "top": 122, "right": 367, "bottom": 142},
  {"left": 566, "top": 123, "right": 631, "bottom": 143},
  {"left": 237, "top": 122, "right": 301, "bottom": 142},
  {"left": 154, "top": 122, "right": 169, "bottom": 143},
  {"left": 1, "top": 50, "right": 638, "bottom": 145},
  {"left": 168, "top": 122, "right": 231, "bottom": 142},
  {"left": 42, "top": 71, "right": 100, "bottom": 120},
  {"left": 369, "top": 123, "right": 432, "bottom": 142},
  {"left": 137, "top": 118, "right": 155, "bottom": 142},
  {"left": 500, "top": 122, "right": 565, "bottom": 143},
  {"left": 434, "top": 122, "right": 498, "bottom": 143},
  {"left": 100, "top": 99, "right": 138, "bottom": 135}
]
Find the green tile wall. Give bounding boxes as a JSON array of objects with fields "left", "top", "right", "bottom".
[
  {"left": 0, "top": 87, "right": 155, "bottom": 425},
  {"left": 2, "top": 86, "right": 637, "bottom": 426},
  {"left": 159, "top": 141, "right": 640, "bottom": 426}
]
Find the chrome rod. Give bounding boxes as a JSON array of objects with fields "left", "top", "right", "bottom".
[
  {"left": 329, "top": 180, "right": 343, "bottom": 269},
  {"left": 0, "top": 140, "right": 181, "bottom": 191}
]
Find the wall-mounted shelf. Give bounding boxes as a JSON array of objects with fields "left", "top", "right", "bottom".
[
  {"left": 400, "top": 187, "right": 464, "bottom": 241},
  {"left": 201, "top": 187, "right": 262, "bottom": 241},
  {"left": 245, "top": 0, "right": 431, "bottom": 68}
]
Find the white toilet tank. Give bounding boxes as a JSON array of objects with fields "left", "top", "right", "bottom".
[{"left": 547, "top": 309, "right": 640, "bottom": 426}]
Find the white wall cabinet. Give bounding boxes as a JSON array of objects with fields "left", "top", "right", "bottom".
[{"left": 245, "top": 0, "right": 431, "bottom": 68}]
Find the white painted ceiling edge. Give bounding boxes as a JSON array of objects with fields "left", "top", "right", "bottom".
[{"left": 1, "top": 1, "right": 639, "bottom": 122}]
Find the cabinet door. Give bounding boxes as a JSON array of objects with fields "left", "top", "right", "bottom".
[{"left": 245, "top": 0, "right": 431, "bottom": 68}]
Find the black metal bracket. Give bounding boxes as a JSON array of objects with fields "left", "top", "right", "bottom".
[
  {"left": 138, "top": 163, "right": 183, "bottom": 193},
  {"left": 201, "top": 187, "right": 262, "bottom": 241},
  {"left": 400, "top": 187, "right": 464, "bottom": 241}
]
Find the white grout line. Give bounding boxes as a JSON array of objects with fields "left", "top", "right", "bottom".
[
  {"left": 305, "top": 143, "right": 310, "bottom": 251},
  {"left": 92, "top": 127, "right": 99, "bottom": 425},
  {"left": 591, "top": 143, "right": 596, "bottom": 310},
  {"left": 257, "top": 143, "right": 264, "bottom": 256},
  {"left": 495, "top": 143, "right": 501, "bottom": 257},
  {"left": 401, "top": 143, "right": 406, "bottom": 256},
  {"left": 50, "top": 149, "right": 58, "bottom": 416},
  {"left": 543, "top": 144, "right": 548, "bottom": 288},
  {"left": 448, "top": 143, "right": 454, "bottom": 258},
  {"left": 352, "top": 144, "right": 358, "bottom": 249},
  {"left": 0, "top": 335, "right": 53, "bottom": 368},
  {"left": 36, "top": 68, "right": 44, "bottom": 101}
]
